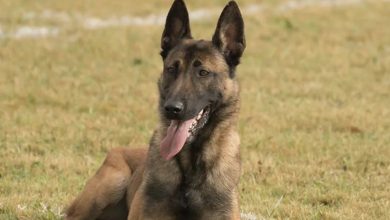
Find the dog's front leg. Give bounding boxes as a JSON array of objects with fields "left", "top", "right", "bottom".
[{"left": 66, "top": 148, "right": 132, "bottom": 220}]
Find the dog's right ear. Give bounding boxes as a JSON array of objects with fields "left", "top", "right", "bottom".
[{"left": 161, "top": 0, "right": 192, "bottom": 59}]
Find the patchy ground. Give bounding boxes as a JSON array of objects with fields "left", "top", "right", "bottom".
[{"left": 0, "top": 0, "right": 389, "bottom": 219}]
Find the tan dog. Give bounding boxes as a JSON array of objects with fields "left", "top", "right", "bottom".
[{"left": 66, "top": 0, "right": 245, "bottom": 219}]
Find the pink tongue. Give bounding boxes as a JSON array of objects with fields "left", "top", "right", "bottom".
[{"left": 160, "top": 118, "right": 195, "bottom": 160}]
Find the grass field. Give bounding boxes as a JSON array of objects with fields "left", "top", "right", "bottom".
[{"left": 1, "top": 0, "right": 390, "bottom": 219}]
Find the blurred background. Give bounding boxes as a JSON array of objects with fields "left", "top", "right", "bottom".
[{"left": 0, "top": 0, "right": 389, "bottom": 219}]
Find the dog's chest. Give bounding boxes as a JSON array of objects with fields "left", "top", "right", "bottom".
[
  {"left": 145, "top": 155, "right": 232, "bottom": 219},
  {"left": 170, "top": 153, "right": 231, "bottom": 217},
  {"left": 171, "top": 170, "right": 231, "bottom": 219}
]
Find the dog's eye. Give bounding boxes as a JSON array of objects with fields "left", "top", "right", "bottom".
[
  {"left": 167, "top": 66, "right": 176, "bottom": 74},
  {"left": 198, "top": 70, "right": 210, "bottom": 77}
]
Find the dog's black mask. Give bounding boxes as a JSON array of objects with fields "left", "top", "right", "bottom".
[{"left": 157, "top": 0, "right": 245, "bottom": 160}]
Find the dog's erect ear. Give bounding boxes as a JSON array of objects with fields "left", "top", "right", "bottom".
[
  {"left": 212, "top": 1, "right": 245, "bottom": 68},
  {"left": 161, "top": 0, "right": 192, "bottom": 59}
]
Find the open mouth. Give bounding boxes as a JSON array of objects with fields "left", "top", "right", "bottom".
[
  {"left": 188, "top": 108, "right": 209, "bottom": 139},
  {"left": 160, "top": 106, "right": 210, "bottom": 160}
]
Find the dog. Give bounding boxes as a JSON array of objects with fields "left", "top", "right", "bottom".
[{"left": 66, "top": 0, "right": 245, "bottom": 219}]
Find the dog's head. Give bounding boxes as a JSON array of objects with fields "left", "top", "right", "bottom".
[{"left": 158, "top": 0, "right": 245, "bottom": 160}]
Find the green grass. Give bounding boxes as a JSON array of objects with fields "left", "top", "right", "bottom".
[{"left": 1, "top": 0, "right": 390, "bottom": 219}]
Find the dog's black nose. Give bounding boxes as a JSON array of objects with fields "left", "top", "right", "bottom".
[{"left": 164, "top": 101, "right": 184, "bottom": 115}]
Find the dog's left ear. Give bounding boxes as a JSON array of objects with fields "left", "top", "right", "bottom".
[
  {"left": 212, "top": 1, "right": 245, "bottom": 68},
  {"left": 161, "top": 0, "right": 192, "bottom": 59}
]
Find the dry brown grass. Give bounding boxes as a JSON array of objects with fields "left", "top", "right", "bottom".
[{"left": 0, "top": 0, "right": 389, "bottom": 219}]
